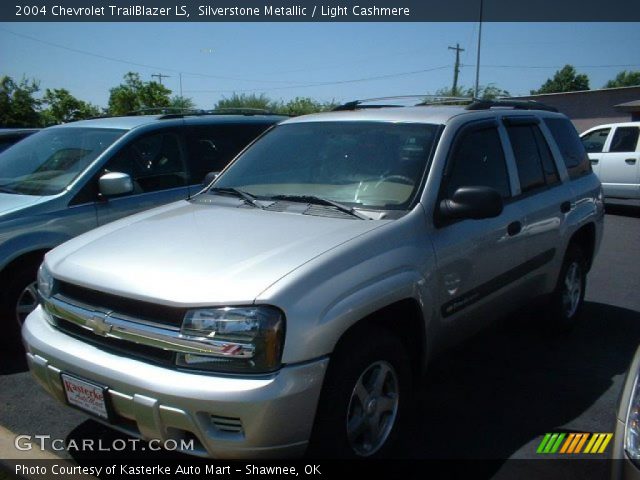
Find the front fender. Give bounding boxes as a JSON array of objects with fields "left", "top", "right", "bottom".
[
  {"left": 278, "top": 267, "right": 434, "bottom": 365},
  {"left": 0, "top": 230, "right": 73, "bottom": 272}
]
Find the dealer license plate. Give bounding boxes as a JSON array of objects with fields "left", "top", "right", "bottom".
[{"left": 61, "top": 373, "right": 110, "bottom": 420}]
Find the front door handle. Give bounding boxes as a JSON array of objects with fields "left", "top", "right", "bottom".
[
  {"left": 507, "top": 221, "right": 522, "bottom": 236},
  {"left": 590, "top": 159, "right": 599, "bottom": 165},
  {"left": 560, "top": 201, "right": 572, "bottom": 213},
  {"left": 625, "top": 158, "right": 637, "bottom": 165}
]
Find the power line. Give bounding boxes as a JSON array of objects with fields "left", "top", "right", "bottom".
[
  {"left": 2, "top": 26, "right": 638, "bottom": 95},
  {"left": 464, "top": 63, "right": 640, "bottom": 69},
  {"left": 0, "top": 27, "right": 303, "bottom": 85},
  {"left": 184, "top": 65, "right": 451, "bottom": 94}
]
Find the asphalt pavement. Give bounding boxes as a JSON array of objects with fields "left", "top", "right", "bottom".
[{"left": 1, "top": 200, "right": 639, "bottom": 477}]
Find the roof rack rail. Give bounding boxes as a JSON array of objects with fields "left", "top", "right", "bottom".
[
  {"left": 127, "top": 107, "right": 206, "bottom": 116},
  {"left": 465, "top": 99, "right": 558, "bottom": 112},
  {"left": 156, "top": 108, "right": 286, "bottom": 119},
  {"left": 332, "top": 95, "right": 474, "bottom": 111},
  {"left": 208, "top": 107, "right": 278, "bottom": 115}
]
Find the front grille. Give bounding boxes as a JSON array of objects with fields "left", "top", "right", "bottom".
[
  {"left": 58, "top": 281, "right": 186, "bottom": 327},
  {"left": 53, "top": 315, "right": 175, "bottom": 367}
]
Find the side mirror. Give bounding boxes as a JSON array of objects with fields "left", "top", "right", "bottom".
[
  {"left": 203, "top": 171, "right": 220, "bottom": 185},
  {"left": 439, "top": 186, "right": 503, "bottom": 221},
  {"left": 99, "top": 172, "right": 134, "bottom": 197}
]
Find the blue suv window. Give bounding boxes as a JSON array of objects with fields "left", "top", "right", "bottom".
[
  {"left": 107, "top": 132, "right": 187, "bottom": 193},
  {"left": 0, "top": 127, "right": 123, "bottom": 195}
]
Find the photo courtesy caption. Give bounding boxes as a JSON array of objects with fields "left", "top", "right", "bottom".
[{"left": 16, "top": 464, "right": 322, "bottom": 476}]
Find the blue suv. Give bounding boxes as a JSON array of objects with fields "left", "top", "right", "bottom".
[{"left": 0, "top": 112, "right": 285, "bottom": 340}]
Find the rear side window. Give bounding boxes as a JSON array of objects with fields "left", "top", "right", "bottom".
[
  {"left": 506, "top": 125, "right": 546, "bottom": 193},
  {"left": 544, "top": 118, "right": 591, "bottom": 179},
  {"left": 444, "top": 126, "right": 511, "bottom": 199},
  {"left": 507, "top": 124, "right": 560, "bottom": 194},
  {"left": 533, "top": 127, "right": 560, "bottom": 185},
  {"left": 581, "top": 128, "right": 610, "bottom": 153},
  {"left": 185, "top": 124, "right": 271, "bottom": 184},
  {"left": 609, "top": 127, "right": 640, "bottom": 153}
]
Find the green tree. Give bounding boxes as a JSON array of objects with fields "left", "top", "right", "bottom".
[
  {"left": 107, "top": 72, "right": 172, "bottom": 115},
  {"left": 433, "top": 83, "right": 510, "bottom": 101},
  {"left": 0, "top": 75, "right": 41, "bottom": 127},
  {"left": 276, "top": 97, "right": 338, "bottom": 116},
  {"left": 170, "top": 95, "right": 196, "bottom": 111},
  {"left": 470, "top": 84, "right": 511, "bottom": 100},
  {"left": 40, "top": 88, "right": 101, "bottom": 125},
  {"left": 214, "top": 93, "right": 273, "bottom": 111},
  {"left": 605, "top": 70, "right": 640, "bottom": 88},
  {"left": 531, "top": 65, "right": 590, "bottom": 94}
]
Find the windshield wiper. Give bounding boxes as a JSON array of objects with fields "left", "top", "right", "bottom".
[
  {"left": 0, "top": 185, "right": 17, "bottom": 194},
  {"left": 209, "top": 187, "right": 264, "bottom": 209},
  {"left": 269, "top": 194, "right": 367, "bottom": 220}
]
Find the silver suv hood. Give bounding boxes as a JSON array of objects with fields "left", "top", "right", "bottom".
[{"left": 47, "top": 201, "right": 388, "bottom": 306}]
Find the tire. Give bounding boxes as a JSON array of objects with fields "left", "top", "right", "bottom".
[
  {"left": 308, "top": 326, "right": 411, "bottom": 458},
  {"left": 0, "top": 258, "right": 42, "bottom": 347},
  {"left": 546, "top": 244, "right": 587, "bottom": 332}
]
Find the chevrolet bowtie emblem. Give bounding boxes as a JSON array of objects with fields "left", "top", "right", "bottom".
[{"left": 86, "top": 314, "right": 112, "bottom": 337}]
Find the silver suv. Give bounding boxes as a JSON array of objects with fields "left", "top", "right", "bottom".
[
  {"left": 22, "top": 99, "right": 604, "bottom": 458},
  {"left": 0, "top": 112, "right": 284, "bottom": 341}
]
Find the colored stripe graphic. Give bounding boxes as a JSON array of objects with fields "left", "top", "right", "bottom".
[
  {"left": 537, "top": 433, "right": 613, "bottom": 454},
  {"left": 559, "top": 433, "right": 575, "bottom": 453},
  {"left": 574, "top": 433, "right": 589, "bottom": 453},
  {"left": 597, "top": 434, "right": 613, "bottom": 453},
  {"left": 537, "top": 433, "right": 552, "bottom": 453}
]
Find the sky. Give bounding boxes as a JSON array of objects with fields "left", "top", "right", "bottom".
[{"left": 1, "top": 22, "right": 639, "bottom": 109}]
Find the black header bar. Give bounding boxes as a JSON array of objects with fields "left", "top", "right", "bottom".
[{"left": 3, "top": 0, "right": 640, "bottom": 22}]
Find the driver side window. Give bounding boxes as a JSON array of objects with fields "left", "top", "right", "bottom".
[
  {"left": 443, "top": 126, "right": 511, "bottom": 199},
  {"left": 105, "top": 132, "right": 187, "bottom": 194}
]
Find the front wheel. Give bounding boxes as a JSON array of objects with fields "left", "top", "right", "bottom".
[
  {"left": 0, "top": 259, "right": 42, "bottom": 347},
  {"left": 309, "top": 326, "right": 411, "bottom": 458}
]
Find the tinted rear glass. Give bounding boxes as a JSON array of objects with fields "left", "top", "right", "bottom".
[{"left": 544, "top": 118, "right": 591, "bottom": 179}]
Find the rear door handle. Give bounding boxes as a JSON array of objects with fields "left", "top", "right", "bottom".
[
  {"left": 590, "top": 158, "right": 599, "bottom": 164},
  {"left": 625, "top": 158, "right": 637, "bottom": 165},
  {"left": 560, "top": 201, "right": 572, "bottom": 213},
  {"left": 507, "top": 221, "right": 522, "bottom": 236}
]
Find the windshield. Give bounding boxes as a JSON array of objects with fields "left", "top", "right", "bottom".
[
  {"left": 212, "top": 121, "right": 439, "bottom": 210},
  {"left": 0, "top": 127, "right": 124, "bottom": 195}
]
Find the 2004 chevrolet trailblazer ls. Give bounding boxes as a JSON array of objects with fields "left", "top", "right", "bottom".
[{"left": 22, "top": 99, "right": 604, "bottom": 458}]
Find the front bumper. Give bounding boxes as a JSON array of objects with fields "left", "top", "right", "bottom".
[{"left": 22, "top": 306, "right": 328, "bottom": 459}]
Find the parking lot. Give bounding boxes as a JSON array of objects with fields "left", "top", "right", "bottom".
[{"left": 0, "top": 201, "right": 639, "bottom": 475}]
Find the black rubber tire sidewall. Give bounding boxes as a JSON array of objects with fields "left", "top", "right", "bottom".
[
  {"left": 0, "top": 260, "right": 41, "bottom": 346},
  {"left": 308, "top": 326, "right": 411, "bottom": 458}
]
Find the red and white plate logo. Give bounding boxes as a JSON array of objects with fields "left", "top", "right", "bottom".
[{"left": 61, "top": 374, "right": 109, "bottom": 420}]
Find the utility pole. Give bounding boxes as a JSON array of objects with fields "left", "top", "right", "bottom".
[
  {"left": 151, "top": 73, "right": 171, "bottom": 85},
  {"left": 474, "top": 0, "right": 484, "bottom": 98},
  {"left": 448, "top": 43, "right": 464, "bottom": 96}
]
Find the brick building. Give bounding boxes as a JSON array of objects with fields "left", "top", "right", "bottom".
[{"left": 511, "top": 86, "right": 640, "bottom": 133}]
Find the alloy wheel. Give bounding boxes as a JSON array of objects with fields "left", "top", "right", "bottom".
[
  {"left": 16, "top": 281, "right": 38, "bottom": 326},
  {"left": 346, "top": 360, "right": 399, "bottom": 456}
]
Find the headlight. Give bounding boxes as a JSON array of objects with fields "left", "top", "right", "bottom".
[
  {"left": 37, "top": 263, "right": 54, "bottom": 299},
  {"left": 176, "top": 306, "right": 285, "bottom": 374},
  {"left": 626, "top": 372, "right": 640, "bottom": 462}
]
